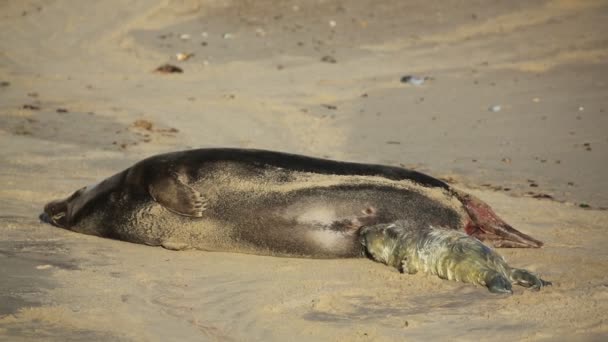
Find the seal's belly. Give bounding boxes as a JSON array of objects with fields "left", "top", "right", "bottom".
[
  {"left": 197, "top": 184, "right": 463, "bottom": 258},
  {"left": 112, "top": 168, "right": 465, "bottom": 258}
]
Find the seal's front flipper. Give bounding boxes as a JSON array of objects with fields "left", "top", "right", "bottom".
[
  {"left": 149, "top": 173, "right": 206, "bottom": 217},
  {"left": 398, "top": 258, "right": 417, "bottom": 275},
  {"left": 486, "top": 272, "right": 513, "bottom": 294},
  {"left": 510, "top": 269, "right": 552, "bottom": 291}
]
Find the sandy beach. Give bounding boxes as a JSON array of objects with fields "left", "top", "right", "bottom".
[{"left": 1, "top": 0, "right": 607, "bottom": 340}]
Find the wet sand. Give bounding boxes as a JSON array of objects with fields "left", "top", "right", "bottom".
[{"left": 1, "top": 0, "right": 607, "bottom": 340}]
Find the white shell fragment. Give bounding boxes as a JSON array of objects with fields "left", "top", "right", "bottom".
[
  {"left": 176, "top": 53, "right": 194, "bottom": 61},
  {"left": 489, "top": 105, "right": 502, "bottom": 112},
  {"left": 400, "top": 75, "right": 426, "bottom": 86}
]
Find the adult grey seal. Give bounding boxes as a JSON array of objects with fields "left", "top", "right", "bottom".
[
  {"left": 361, "top": 220, "right": 551, "bottom": 293},
  {"left": 41, "top": 148, "right": 543, "bottom": 259}
]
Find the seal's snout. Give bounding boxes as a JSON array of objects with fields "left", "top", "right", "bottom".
[
  {"left": 39, "top": 212, "right": 52, "bottom": 224},
  {"left": 43, "top": 199, "right": 69, "bottom": 227}
]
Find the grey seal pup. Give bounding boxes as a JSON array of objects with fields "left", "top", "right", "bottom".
[{"left": 361, "top": 220, "right": 551, "bottom": 293}]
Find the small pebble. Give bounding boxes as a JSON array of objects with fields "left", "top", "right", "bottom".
[
  {"left": 22, "top": 104, "right": 40, "bottom": 110},
  {"left": 223, "top": 33, "right": 234, "bottom": 39},
  {"left": 255, "top": 28, "right": 266, "bottom": 36},
  {"left": 179, "top": 34, "right": 191, "bottom": 40},
  {"left": 36, "top": 264, "right": 53, "bottom": 270},
  {"left": 201, "top": 32, "right": 208, "bottom": 38},
  {"left": 155, "top": 64, "right": 183, "bottom": 74},
  {"left": 321, "top": 55, "right": 337, "bottom": 63},
  {"left": 489, "top": 105, "right": 501, "bottom": 112},
  {"left": 329, "top": 20, "right": 337, "bottom": 28},
  {"left": 400, "top": 75, "right": 425, "bottom": 86},
  {"left": 533, "top": 97, "right": 540, "bottom": 103},
  {"left": 578, "top": 106, "right": 584, "bottom": 111}
]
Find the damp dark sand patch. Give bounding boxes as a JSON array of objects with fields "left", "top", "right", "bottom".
[
  {"left": 0, "top": 239, "right": 77, "bottom": 316},
  {"left": 0, "top": 322, "right": 123, "bottom": 342},
  {"left": 303, "top": 289, "right": 485, "bottom": 323},
  {"left": 0, "top": 110, "right": 136, "bottom": 150},
  {"left": 0, "top": 110, "right": 180, "bottom": 152}
]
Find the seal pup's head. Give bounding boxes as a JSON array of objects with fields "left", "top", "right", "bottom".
[{"left": 360, "top": 221, "right": 418, "bottom": 270}]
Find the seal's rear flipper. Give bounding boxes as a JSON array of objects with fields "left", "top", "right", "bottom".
[
  {"left": 455, "top": 191, "right": 543, "bottom": 248},
  {"left": 149, "top": 173, "right": 206, "bottom": 217}
]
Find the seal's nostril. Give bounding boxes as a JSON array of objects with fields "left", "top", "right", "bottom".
[{"left": 39, "top": 212, "right": 51, "bottom": 224}]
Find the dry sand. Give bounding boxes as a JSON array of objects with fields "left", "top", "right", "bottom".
[{"left": 1, "top": 0, "right": 607, "bottom": 340}]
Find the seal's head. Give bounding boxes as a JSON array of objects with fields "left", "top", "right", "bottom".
[
  {"left": 40, "top": 172, "right": 126, "bottom": 234},
  {"left": 42, "top": 188, "right": 79, "bottom": 228}
]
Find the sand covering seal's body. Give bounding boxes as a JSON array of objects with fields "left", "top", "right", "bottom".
[{"left": 41, "top": 148, "right": 548, "bottom": 292}]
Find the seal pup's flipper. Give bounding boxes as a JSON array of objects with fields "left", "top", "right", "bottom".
[
  {"left": 454, "top": 191, "right": 543, "bottom": 248},
  {"left": 486, "top": 272, "right": 513, "bottom": 294},
  {"left": 149, "top": 172, "right": 207, "bottom": 217},
  {"left": 509, "top": 269, "right": 552, "bottom": 290}
]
